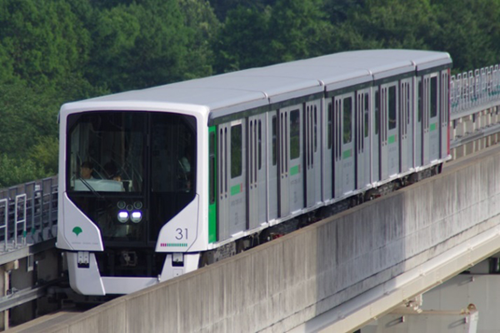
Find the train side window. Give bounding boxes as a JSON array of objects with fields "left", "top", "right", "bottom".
[
  {"left": 314, "top": 106, "right": 318, "bottom": 152},
  {"left": 430, "top": 76, "right": 438, "bottom": 118},
  {"left": 336, "top": 99, "right": 341, "bottom": 158},
  {"left": 388, "top": 86, "right": 397, "bottom": 130},
  {"left": 231, "top": 124, "right": 242, "bottom": 178},
  {"left": 272, "top": 116, "right": 277, "bottom": 166},
  {"left": 343, "top": 96, "right": 352, "bottom": 144},
  {"left": 258, "top": 120, "right": 262, "bottom": 170},
  {"left": 406, "top": 84, "right": 411, "bottom": 125},
  {"left": 418, "top": 79, "right": 422, "bottom": 123},
  {"left": 406, "top": 83, "right": 409, "bottom": 131},
  {"left": 209, "top": 131, "right": 215, "bottom": 204},
  {"left": 364, "top": 93, "right": 369, "bottom": 138},
  {"left": 290, "top": 109, "right": 300, "bottom": 159},
  {"left": 328, "top": 102, "right": 332, "bottom": 149},
  {"left": 219, "top": 129, "right": 223, "bottom": 194},
  {"left": 442, "top": 71, "right": 449, "bottom": 123},
  {"left": 375, "top": 89, "right": 380, "bottom": 135}
]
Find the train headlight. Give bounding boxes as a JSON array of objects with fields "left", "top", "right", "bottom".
[
  {"left": 118, "top": 211, "right": 129, "bottom": 223},
  {"left": 131, "top": 211, "right": 142, "bottom": 223}
]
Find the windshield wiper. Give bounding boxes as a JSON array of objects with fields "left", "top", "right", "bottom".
[{"left": 79, "top": 178, "right": 105, "bottom": 201}]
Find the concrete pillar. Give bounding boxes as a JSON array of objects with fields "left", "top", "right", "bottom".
[
  {"left": 10, "top": 258, "right": 34, "bottom": 326},
  {"left": 0, "top": 260, "right": 18, "bottom": 331},
  {"left": 0, "top": 266, "right": 8, "bottom": 330},
  {"left": 35, "top": 248, "right": 60, "bottom": 317}
]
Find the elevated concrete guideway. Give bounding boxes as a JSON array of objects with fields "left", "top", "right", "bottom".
[{"left": 19, "top": 144, "right": 500, "bottom": 333}]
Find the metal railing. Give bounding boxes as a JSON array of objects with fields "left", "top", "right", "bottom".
[
  {"left": 451, "top": 65, "right": 500, "bottom": 119},
  {"left": 0, "top": 176, "right": 58, "bottom": 253}
]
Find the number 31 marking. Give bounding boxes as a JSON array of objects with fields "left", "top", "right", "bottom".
[{"left": 175, "top": 228, "right": 188, "bottom": 240}]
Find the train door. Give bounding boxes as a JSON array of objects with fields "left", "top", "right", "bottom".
[
  {"left": 333, "top": 93, "right": 355, "bottom": 197},
  {"left": 372, "top": 87, "right": 380, "bottom": 183},
  {"left": 356, "top": 89, "right": 370, "bottom": 190},
  {"left": 278, "top": 105, "right": 303, "bottom": 217},
  {"left": 422, "top": 76, "right": 429, "bottom": 165},
  {"left": 440, "top": 70, "right": 450, "bottom": 159},
  {"left": 428, "top": 74, "right": 440, "bottom": 162},
  {"left": 218, "top": 121, "right": 246, "bottom": 240},
  {"left": 421, "top": 74, "right": 437, "bottom": 165},
  {"left": 415, "top": 78, "right": 423, "bottom": 167},
  {"left": 247, "top": 114, "right": 267, "bottom": 230},
  {"left": 399, "top": 78, "right": 412, "bottom": 173},
  {"left": 268, "top": 112, "right": 279, "bottom": 221},
  {"left": 381, "top": 83, "right": 399, "bottom": 177},
  {"left": 304, "top": 100, "right": 321, "bottom": 208}
]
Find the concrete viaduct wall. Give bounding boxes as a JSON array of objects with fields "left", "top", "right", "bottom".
[{"left": 43, "top": 149, "right": 500, "bottom": 333}]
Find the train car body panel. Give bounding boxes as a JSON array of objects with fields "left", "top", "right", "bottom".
[
  {"left": 372, "top": 86, "right": 381, "bottom": 184},
  {"left": 323, "top": 101, "right": 334, "bottom": 202},
  {"left": 356, "top": 88, "right": 371, "bottom": 191},
  {"left": 267, "top": 111, "right": 279, "bottom": 222},
  {"left": 217, "top": 120, "right": 247, "bottom": 239},
  {"left": 304, "top": 99, "right": 322, "bottom": 209},
  {"left": 415, "top": 77, "right": 424, "bottom": 168},
  {"left": 247, "top": 113, "right": 268, "bottom": 229},
  {"left": 384, "top": 81, "right": 400, "bottom": 177},
  {"left": 399, "top": 77, "right": 413, "bottom": 174}
]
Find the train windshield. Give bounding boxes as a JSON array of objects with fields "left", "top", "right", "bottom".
[
  {"left": 66, "top": 111, "right": 196, "bottom": 246},
  {"left": 67, "top": 112, "right": 145, "bottom": 193}
]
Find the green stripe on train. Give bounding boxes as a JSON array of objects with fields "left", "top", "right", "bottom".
[
  {"left": 231, "top": 184, "right": 242, "bottom": 196},
  {"left": 208, "top": 125, "right": 217, "bottom": 243},
  {"left": 290, "top": 165, "right": 300, "bottom": 176},
  {"left": 342, "top": 149, "right": 351, "bottom": 159},
  {"left": 430, "top": 123, "right": 436, "bottom": 132}
]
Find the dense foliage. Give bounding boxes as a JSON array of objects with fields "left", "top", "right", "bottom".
[{"left": 0, "top": 0, "right": 499, "bottom": 187}]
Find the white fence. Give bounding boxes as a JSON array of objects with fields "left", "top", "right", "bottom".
[{"left": 451, "top": 64, "right": 500, "bottom": 119}]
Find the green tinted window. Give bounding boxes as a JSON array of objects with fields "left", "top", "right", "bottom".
[
  {"left": 231, "top": 124, "right": 242, "bottom": 178},
  {"left": 431, "top": 76, "right": 438, "bottom": 118},
  {"left": 290, "top": 110, "right": 300, "bottom": 159},
  {"left": 388, "top": 86, "right": 396, "bottom": 130},
  {"left": 343, "top": 97, "right": 352, "bottom": 144}
]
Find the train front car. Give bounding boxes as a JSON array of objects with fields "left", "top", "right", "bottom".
[{"left": 57, "top": 104, "right": 207, "bottom": 295}]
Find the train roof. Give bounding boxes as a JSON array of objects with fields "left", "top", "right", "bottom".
[{"left": 65, "top": 49, "right": 451, "bottom": 125}]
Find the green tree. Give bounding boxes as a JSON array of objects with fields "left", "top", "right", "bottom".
[
  {"left": 86, "top": 0, "right": 200, "bottom": 92},
  {"left": 267, "top": 0, "right": 332, "bottom": 63},
  {"left": 336, "top": 0, "right": 437, "bottom": 51},
  {"left": 85, "top": 4, "right": 141, "bottom": 91},
  {"left": 0, "top": 0, "right": 91, "bottom": 87},
  {"left": 209, "top": 0, "right": 276, "bottom": 21},
  {"left": 214, "top": 0, "right": 333, "bottom": 73},
  {"left": 30, "top": 136, "right": 59, "bottom": 176},
  {"left": 214, "top": 5, "right": 271, "bottom": 72},
  {"left": 179, "top": 0, "right": 220, "bottom": 79},
  {"left": 0, "top": 154, "right": 50, "bottom": 188},
  {"left": 0, "top": 82, "right": 59, "bottom": 159},
  {"left": 430, "top": 0, "right": 500, "bottom": 71},
  {"left": 323, "top": 0, "right": 363, "bottom": 24}
]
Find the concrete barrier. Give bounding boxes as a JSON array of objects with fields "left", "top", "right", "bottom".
[{"left": 37, "top": 147, "right": 500, "bottom": 333}]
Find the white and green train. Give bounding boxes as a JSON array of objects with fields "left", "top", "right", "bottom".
[{"left": 56, "top": 49, "right": 452, "bottom": 296}]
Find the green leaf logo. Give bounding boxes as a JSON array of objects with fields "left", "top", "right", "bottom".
[{"left": 72, "top": 227, "right": 83, "bottom": 236}]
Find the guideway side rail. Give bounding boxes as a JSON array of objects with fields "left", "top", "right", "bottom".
[
  {"left": 0, "top": 176, "right": 58, "bottom": 256},
  {"left": 450, "top": 65, "right": 500, "bottom": 151}
]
